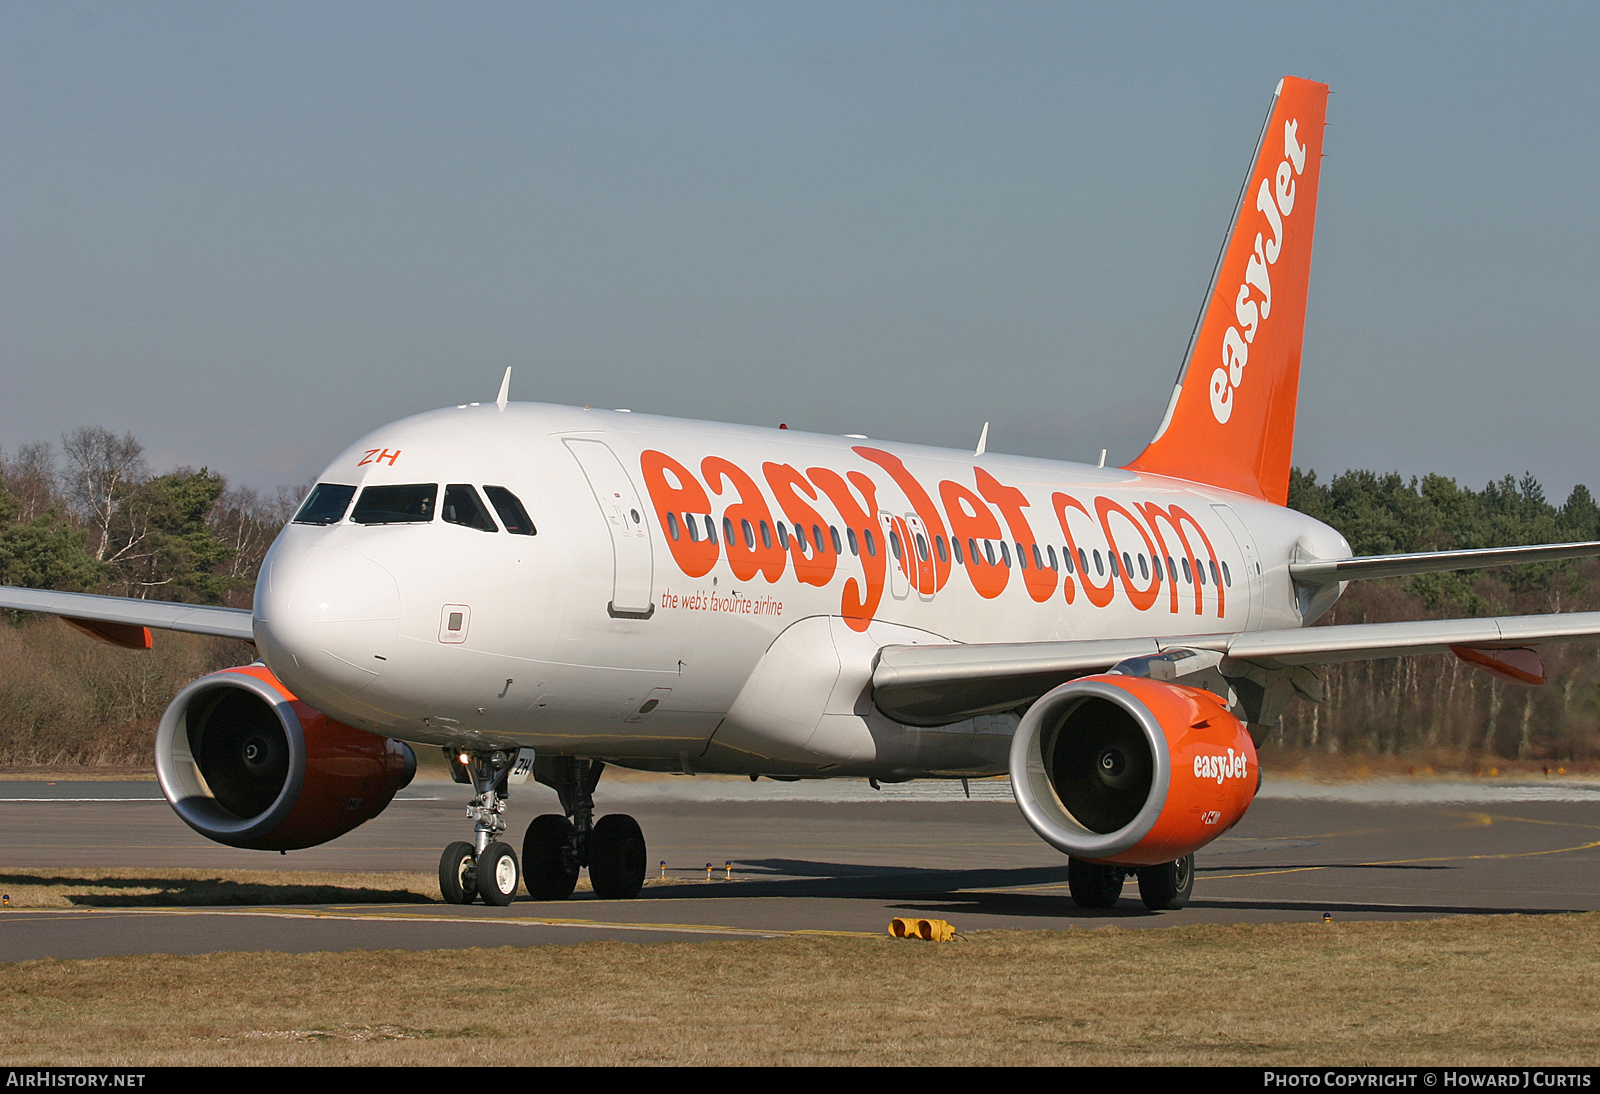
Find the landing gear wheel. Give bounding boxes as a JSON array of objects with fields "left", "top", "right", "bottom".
[
  {"left": 476, "top": 842, "right": 521, "bottom": 906},
  {"left": 523, "top": 814, "right": 579, "bottom": 900},
  {"left": 1137, "top": 854, "right": 1195, "bottom": 911},
  {"left": 1067, "top": 857, "right": 1124, "bottom": 909},
  {"left": 439, "top": 841, "right": 478, "bottom": 905},
  {"left": 589, "top": 814, "right": 647, "bottom": 900}
]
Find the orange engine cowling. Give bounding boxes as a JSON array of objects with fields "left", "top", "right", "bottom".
[
  {"left": 1009, "top": 674, "right": 1257, "bottom": 866},
  {"left": 155, "top": 664, "right": 416, "bottom": 851}
]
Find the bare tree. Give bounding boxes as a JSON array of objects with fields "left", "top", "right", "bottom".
[
  {"left": 60, "top": 427, "right": 147, "bottom": 562},
  {"left": 0, "top": 441, "right": 62, "bottom": 521},
  {"left": 209, "top": 482, "right": 305, "bottom": 604}
]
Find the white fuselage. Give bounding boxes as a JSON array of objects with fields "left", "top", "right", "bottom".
[{"left": 252, "top": 403, "right": 1348, "bottom": 779}]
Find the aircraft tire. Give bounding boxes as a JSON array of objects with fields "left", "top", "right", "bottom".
[
  {"left": 1136, "top": 854, "right": 1195, "bottom": 911},
  {"left": 1067, "top": 857, "right": 1124, "bottom": 909},
  {"left": 589, "top": 814, "right": 647, "bottom": 900},
  {"left": 476, "top": 841, "right": 521, "bottom": 906},
  {"left": 523, "top": 814, "right": 579, "bottom": 900},
  {"left": 439, "top": 841, "right": 478, "bottom": 905}
]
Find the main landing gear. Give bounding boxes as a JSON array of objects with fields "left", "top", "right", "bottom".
[
  {"left": 1067, "top": 854, "right": 1194, "bottom": 912},
  {"left": 436, "top": 751, "right": 647, "bottom": 906},
  {"left": 522, "top": 757, "right": 647, "bottom": 901}
]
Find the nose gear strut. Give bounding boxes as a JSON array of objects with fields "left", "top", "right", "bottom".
[{"left": 437, "top": 748, "right": 522, "bottom": 906}]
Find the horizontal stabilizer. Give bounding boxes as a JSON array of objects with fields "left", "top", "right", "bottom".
[{"left": 1290, "top": 541, "right": 1600, "bottom": 586}]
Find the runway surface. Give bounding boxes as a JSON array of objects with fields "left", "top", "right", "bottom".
[{"left": 2, "top": 775, "right": 1599, "bottom": 961}]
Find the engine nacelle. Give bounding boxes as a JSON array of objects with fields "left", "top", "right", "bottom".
[
  {"left": 1009, "top": 674, "right": 1257, "bottom": 866},
  {"left": 155, "top": 664, "right": 415, "bottom": 851}
]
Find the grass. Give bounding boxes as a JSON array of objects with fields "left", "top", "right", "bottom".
[
  {"left": 0, "top": 915, "right": 1596, "bottom": 1065},
  {"left": 0, "top": 868, "right": 438, "bottom": 908}
]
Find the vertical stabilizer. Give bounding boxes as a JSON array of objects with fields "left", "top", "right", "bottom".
[{"left": 1125, "top": 77, "right": 1328, "bottom": 506}]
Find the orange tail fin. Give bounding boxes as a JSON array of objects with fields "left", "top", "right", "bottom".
[{"left": 1125, "top": 77, "right": 1329, "bottom": 506}]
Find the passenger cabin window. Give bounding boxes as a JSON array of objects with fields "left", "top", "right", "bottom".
[
  {"left": 483, "top": 486, "right": 536, "bottom": 536},
  {"left": 443, "top": 484, "right": 497, "bottom": 532},
  {"left": 351, "top": 484, "right": 438, "bottom": 525},
  {"left": 294, "top": 483, "right": 356, "bottom": 525}
]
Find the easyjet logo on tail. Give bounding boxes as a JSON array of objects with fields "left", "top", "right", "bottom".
[{"left": 1210, "top": 119, "right": 1308, "bottom": 424}]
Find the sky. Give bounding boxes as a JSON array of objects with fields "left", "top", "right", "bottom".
[{"left": 3, "top": 2, "right": 1597, "bottom": 501}]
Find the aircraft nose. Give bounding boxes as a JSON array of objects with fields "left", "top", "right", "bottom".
[{"left": 255, "top": 544, "right": 400, "bottom": 698}]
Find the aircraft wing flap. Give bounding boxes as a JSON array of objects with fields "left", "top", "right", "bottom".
[{"left": 0, "top": 584, "right": 255, "bottom": 643}]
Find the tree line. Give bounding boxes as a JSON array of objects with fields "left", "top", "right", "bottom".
[
  {"left": 1, "top": 427, "right": 300, "bottom": 608},
  {"left": 1, "top": 428, "right": 1598, "bottom": 766},
  {"left": 0, "top": 428, "right": 302, "bottom": 764},
  {"left": 1276, "top": 469, "right": 1600, "bottom": 766}
]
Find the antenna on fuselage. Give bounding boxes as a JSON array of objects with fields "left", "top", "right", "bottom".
[
  {"left": 495, "top": 367, "right": 512, "bottom": 411},
  {"left": 975, "top": 422, "right": 989, "bottom": 456}
]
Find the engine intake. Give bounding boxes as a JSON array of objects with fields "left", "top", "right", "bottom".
[
  {"left": 156, "top": 664, "right": 415, "bottom": 851},
  {"left": 1009, "top": 674, "right": 1257, "bottom": 866}
]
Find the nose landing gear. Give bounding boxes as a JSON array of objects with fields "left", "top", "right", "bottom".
[{"left": 437, "top": 749, "right": 522, "bottom": 906}]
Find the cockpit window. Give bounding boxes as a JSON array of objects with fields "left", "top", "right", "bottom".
[
  {"left": 483, "top": 486, "right": 536, "bottom": 536},
  {"left": 293, "top": 483, "right": 357, "bottom": 525},
  {"left": 442, "top": 484, "right": 497, "bottom": 532},
  {"left": 351, "top": 484, "right": 438, "bottom": 524}
]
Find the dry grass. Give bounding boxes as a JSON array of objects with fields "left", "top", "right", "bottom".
[
  {"left": 0, "top": 915, "right": 1596, "bottom": 1065},
  {"left": 0, "top": 868, "right": 437, "bottom": 908}
]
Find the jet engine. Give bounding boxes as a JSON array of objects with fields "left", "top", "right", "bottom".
[
  {"left": 1009, "top": 671, "right": 1257, "bottom": 866},
  {"left": 155, "top": 664, "right": 415, "bottom": 851}
]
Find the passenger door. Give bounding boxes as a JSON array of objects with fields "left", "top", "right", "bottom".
[{"left": 564, "top": 439, "right": 655, "bottom": 618}]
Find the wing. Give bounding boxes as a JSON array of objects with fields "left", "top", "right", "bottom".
[
  {"left": 872, "top": 611, "right": 1600, "bottom": 726},
  {"left": 0, "top": 584, "right": 255, "bottom": 647}
]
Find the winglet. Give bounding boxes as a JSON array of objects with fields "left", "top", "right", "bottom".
[
  {"left": 495, "top": 367, "right": 511, "bottom": 412},
  {"left": 1125, "top": 77, "right": 1329, "bottom": 506},
  {"left": 975, "top": 422, "right": 989, "bottom": 456}
]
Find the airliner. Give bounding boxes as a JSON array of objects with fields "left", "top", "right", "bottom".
[{"left": 8, "top": 76, "right": 1600, "bottom": 911}]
